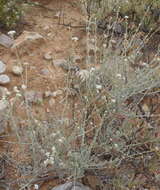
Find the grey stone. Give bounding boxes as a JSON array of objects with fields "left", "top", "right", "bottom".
[
  {"left": 0, "top": 61, "right": 6, "bottom": 74},
  {"left": 40, "top": 68, "right": 50, "bottom": 75},
  {"left": 0, "top": 33, "right": 14, "bottom": 48},
  {"left": 53, "top": 59, "right": 68, "bottom": 70},
  {"left": 0, "top": 75, "right": 10, "bottom": 85},
  {"left": 51, "top": 182, "right": 92, "bottom": 190}
]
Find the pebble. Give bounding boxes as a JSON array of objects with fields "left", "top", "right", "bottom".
[
  {"left": 53, "top": 59, "right": 67, "bottom": 67},
  {"left": 40, "top": 68, "right": 50, "bottom": 76},
  {"left": 53, "top": 59, "right": 69, "bottom": 72},
  {"left": 0, "top": 75, "right": 10, "bottom": 85},
  {"left": 0, "top": 61, "right": 6, "bottom": 74},
  {"left": 44, "top": 52, "right": 52, "bottom": 60},
  {"left": 12, "top": 65, "right": 23, "bottom": 76},
  {"left": 0, "top": 33, "right": 14, "bottom": 48}
]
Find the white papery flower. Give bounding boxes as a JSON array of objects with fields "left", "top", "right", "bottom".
[
  {"left": 77, "top": 69, "right": 90, "bottom": 82},
  {"left": 21, "top": 84, "right": 27, "bottom": 90},
  {"left": 13, "top": 86, "right": 19, "bottom": 93},
  {"left": 7, "top": 30, "right": 16, "bottom": 39},
  {"left": 71, "top": 36, "right": 79, "bottom": 42},
  {"left": 34, "top": 184, "right": 39, "bottom": 190},
  {"left": 52, "top": 146, "right": 56, "bottom": 154},
  {"left": 96, "top": 84, "right": 102, "bottom": 90}
]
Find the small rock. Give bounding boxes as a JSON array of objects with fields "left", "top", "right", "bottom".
[
  {"left": 0, "top": 33, "right": 14, "bottom": 48},
  {"left": 24, "top": 91, "right": 43, "bottom": 104},
  {"left": 52, "top": 90, "right": 63, "bottom": 97},
  {"left": 0, "top": 61, "right": 6, "bottom": 74},
  {"left": 53, "top": 59, "right": 67, "bottom": 67},
  {"left": 49, "top": 98, "right": 56, "bottom": 107},
  {"left": 12, "top": 65, "right": 23, "bottom": 76},
  {"left": 40, "top": 68, "right": 50, "bottom": 76},
  {"left": 47, "top": 33, "right": 52, "bottom": 37},
  {"left": 51, "top": 182, "right": 92, "bottom": 190},
  {"left": 53, "top": 59, "right": 69, "bottom": 71},
  {"left": 0, "top": 75, "right": 10, "bottom": 85},
  {"left": 44, "top": 52, "right": 52, "bottom": 60}
]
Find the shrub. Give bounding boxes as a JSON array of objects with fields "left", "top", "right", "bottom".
[
  {"left": 0, "top": 0, "right": 23, "bottom": 29},
  {"left": 6, "top": 1, "right": 160, "bottom": 189},
  {"left": 82, "top": 0, "right": 160, "bottom": 33}
]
